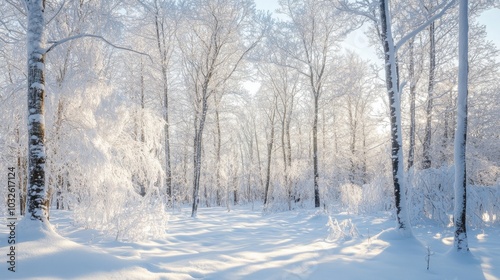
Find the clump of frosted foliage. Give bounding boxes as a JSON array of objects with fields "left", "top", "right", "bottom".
[
  {"left": 61, "top": 86, "right": 168, "bottom": 242},
  {"left": 326, "top": 216, "right": 360, "bottom": 242},
  {"left": 340, "top": 184, "right": 362, "bottom": 214},
  {"left": 338, "top": 176, "right": 392, "bottom": 214},
  {"left": 72, "top": 166, "right": 168, "bottom": 241},
  {"left": 407, "top": 167, "right": 454, "bottom": 226},
  {"left": 406, "top": 166, "right": 500, "bottom": 227}
]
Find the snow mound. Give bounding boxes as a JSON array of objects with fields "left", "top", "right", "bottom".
[{"left": 0, "top": 218, "right": 156, "bottom": 280}]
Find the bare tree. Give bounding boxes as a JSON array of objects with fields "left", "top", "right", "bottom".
[
  {"left": 276, "top": 0, "right": 347, "bottom": 208},
  {"left": 260, "top": 47, "right": 300, "bottom": 209},
  {"left": 263, "top": 95, "right": 277, "bottom": 207},
  {"left": 151, "top": 0, "right": 177, "bottom": 199},
  {"left": 338, "top": 0, "right": 456, "bottom": 232},
  {"left": 422, "top": 5, "right": 437, "bottom": 170},
  {"left": 178, "top": 0, "right": 265, "bottom": 217}
]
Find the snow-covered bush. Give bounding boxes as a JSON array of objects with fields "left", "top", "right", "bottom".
[
  {"left": 326, "top": 216, "right": 361, "bottom": 242},
  {"left": 407, "top": 166, "right": 500, "bottom": 227},
  {"left": 332, "top": 176, "right": 392, "bottom": 215},
  {"left": 339, "top": 183, "right": 362, "bottom": 214},
  {"left": 407, "top": 167, "right": 454, "bottom": 226},
  {"left": 468, "top": 185, "right": 500, "bottom": 227},
  {"left": 43, "top": 80, "right": 169, "bottom": 242},
  {"left": 360, "top": 175, "right": 393, "bottom": 213}
]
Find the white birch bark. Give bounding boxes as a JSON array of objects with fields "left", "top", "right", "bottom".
[
  {"left": 26, "top": 0, "right": 49, "bottom": 222},
  {"left": 379, "top": 0, "right": 411, "bottom": 234},
  {"left": 453, "top": 0, "right": 469, "bottom": 252}
]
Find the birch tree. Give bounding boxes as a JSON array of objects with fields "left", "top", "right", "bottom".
[
  {"left": 453, "top": 0, "right": 468, "bottom": 252},
  {"left": 338, "top": 0, "right": 456, "bottom": 232},
  {"left": 25, "top": 0, "right": 49, "bottom": 222},
  {"left": 422, "top": 12, "right": 436, "bottom": 170},
  {"left": 22, "top": 0, "right": 151, "bottom": 222}
]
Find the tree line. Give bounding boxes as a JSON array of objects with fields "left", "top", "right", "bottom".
[{"left": 0, "top": 0, "right": 498, "bottom": 246}]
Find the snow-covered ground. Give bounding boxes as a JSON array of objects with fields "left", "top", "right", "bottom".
[{"left": 1, "top": 206, "right": 499, "bottom": 279}]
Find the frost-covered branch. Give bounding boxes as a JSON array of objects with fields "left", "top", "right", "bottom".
[
  {"left": 394, "top": 0, "right": 457, "bottom": 51},
  {"left": 46, "top": 0, "right": 67, "bottom": 25},
  {"left": 45, "top": 34, "right": 152, "bottom": 61},
  {"left": 337, "top": 0, "right": 378, "bottom": 23}
]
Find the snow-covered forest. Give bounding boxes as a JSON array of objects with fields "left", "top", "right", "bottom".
[{"left": 0, "top": 0, "right": 499, "bottom": 279}]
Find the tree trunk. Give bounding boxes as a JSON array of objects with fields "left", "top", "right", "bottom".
[
  {"left": 313, "top": 94, "right": 320, "bottom": 208},
  {"left": 348, "top": 98, "right": 357, "bottom": 184},
  {"left": 247, "top": 136, "right": 254, "bottom": 204},
  {"left": 263, "top": 107, "right": 276, "bottom": 207},
  {"left": 281, "top": 99, "right": 288, "bottom": 205},
  {"left": 441, "top": 104, "right": 450, "bottom": 164},
  {"left": 214, "top": 95, "right": 222, "bottom": 206},
  {"left": 407, "top": 38, "right": 417, "bottom": 170},
  {"left": 26, "top": 0, "right": 49, "bottom": 222},
  {"left": 191, "top": 91, "right": 209, "bottom": 217},
  {"left": 379, "top": 0, "right": 411, "bottom": 233},
  {"left": 286, "top": 113, "right": 293, "bottom": 207},
  {"left": 254, "top": 120, "right": 264, "bottom": 191},
  {"left": 16, "top": 127, "right": 26, "bottom": 216},
  {"left": 139, "top": 61, "right": 146, "bottom": 197},
  {"left": 361, "top": 123, "right": 367, "bottom": 184},
  {"left": 422, "top": 21, "right": 436, "bottom": 169},
  {"left": 164, "top": 88, "right": 172, "bottom": 198},
  {"left": 154, "top": 9, "right": 173, "bottom": 199},
  {"left": 453, "top": 0, "right": 469, "bottom": 252}
]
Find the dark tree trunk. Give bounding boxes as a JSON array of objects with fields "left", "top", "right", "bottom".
[
  {"left": 441, "top": 105, "right": 450, "bottom": 164},
  {"left": 313, "top": 94, "right": 320, "bottom": 208},
  {"left": 264, "top": 106, "right": 276, "bottom": 207},
  {"left": 154, "top": 9, "right": 173, "bottom": 199},
  {"left": 214, "top": 95, "right": 222, "bottom": 206},
  {"left": 16, "top": 127, "right": 26, "bottom": 216},
  {"left": 407, "top": 38, "right": 417, "bottom": 170},
  {"left": 139, "top": 62, "right": 146, "bottom": 197},
  {"left": 254, "top": 120, "right": 264, "bottom": 191},
  {"left": 348, "top": 99, "right": 357, "bottom": 184},
  {"left": 247, "top": 136, "right": 254, "bottom": 204},
  {"left": 164, "top": 90, "right": 172, "bottom": 198},
  {"left": 422, "top": 21, "right": 436, "bottom": 169},
  {"left": 361, "top": 123, "right": 367, "bottom": 184},
  {"left": 191, "top": 92, "right": 209, "bottom": 217},
  {"left": 26, "top": 0, "right": 49, "bottom": 222}
]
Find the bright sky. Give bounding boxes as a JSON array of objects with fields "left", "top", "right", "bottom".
[{"left": 254, "top": 0, "right": 500, "bottom": 62}]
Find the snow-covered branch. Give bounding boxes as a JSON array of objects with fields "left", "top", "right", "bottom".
[
  {"left": 46, "top": 0, "right": 67, "bottom": 25},
  {"left": 337, "top": 0, "right": 378, "bottom": 23},
  {"left": 394, "top": 0, "right": 457, "bottom": 51},
  {"left": 45, "top": 34, "right": 152, "bottom": 61}
]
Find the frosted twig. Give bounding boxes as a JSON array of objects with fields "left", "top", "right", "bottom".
[{"left": 45, "top": 34, "right": 153, "bottom": 62}]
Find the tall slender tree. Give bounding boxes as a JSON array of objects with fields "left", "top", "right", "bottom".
[
  {"left": 277, "top": 0, "right": 347, "bottom": 207},
  {"left": 453, "top": 0, "right": 469, "bottom": 252},
  {"left": 378, "top": 0, "right": 410, "bottom": 231},
  {"left": 178, "top": 0, "right": 265, "bottom": 217},
  {"left": 338, "top": 0, "right": 456, "bottom": 232},
  {"left": 422, "top": 13, "right": 436, "bottom": 170},
  {"left": 26, "top": 0, "right": 49, "bottom": 222}
]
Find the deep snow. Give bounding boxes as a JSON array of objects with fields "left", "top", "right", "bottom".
[{"left": 1, "top": 207, "right": 499, "bottom": 279}]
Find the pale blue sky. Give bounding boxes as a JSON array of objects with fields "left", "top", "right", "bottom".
[{"left": 254, "top": 0, "right": 500, "bottom": 59}]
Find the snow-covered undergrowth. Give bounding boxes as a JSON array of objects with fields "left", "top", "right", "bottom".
[
  {"left": 323, "top": 167, "right": 500, "bottom": 228},
  {"left": 407, "top": 167, "right": 500, "bottom": 227},
  {"left": 1, "top": 206, "right": 499, "bottom": 279}
]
